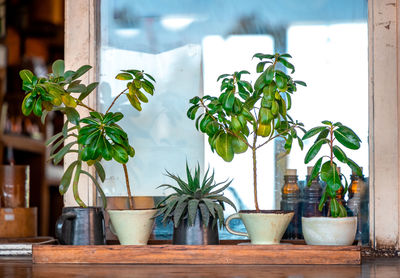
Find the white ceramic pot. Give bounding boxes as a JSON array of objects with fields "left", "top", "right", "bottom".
[
  {"left": 225, "top": 210, "right": 294, "bottom": 244},
  {"left": 108, "top": 209, "right": 156, "bottom": 245},
  {"left": 302, "top": 216, "right": 357, "bottom": 245}
]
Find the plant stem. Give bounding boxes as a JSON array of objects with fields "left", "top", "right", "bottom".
[
  {"left": 106, "top": 88, "right": 128, "bottom": 114},
  {"left": 122, "top": 163, "right": 134, "bottom": 210},
  {"left": 76, "top": 101, "right": 96, "bottom": 112},
  {"left": 252, "top": 131, "right": 260, "bottom": 212}
]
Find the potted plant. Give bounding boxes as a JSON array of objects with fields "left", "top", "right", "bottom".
[
  {"left": 19, "top": 60, "right": 156, "bottom": 245},
  {"left": 187, "top": 53, "right": 306, "bottom": 244},
  {"left": 301, "top": 121, "right": 362, "bottom": 245},
  {"left": 155, "top": 162, "right": 236, "bottom": 245}
]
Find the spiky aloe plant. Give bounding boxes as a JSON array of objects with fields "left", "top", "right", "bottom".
[{"left": 155, "top": 163, "right": 236, "bottom": 228}]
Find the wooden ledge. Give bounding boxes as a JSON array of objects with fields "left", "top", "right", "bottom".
[{"left": 32, "top": 244, "right": 361, "bottom": 265}]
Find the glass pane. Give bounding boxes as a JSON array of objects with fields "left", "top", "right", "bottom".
[{"left": 99, "top": 0, "right": 368, "bottom": 241}]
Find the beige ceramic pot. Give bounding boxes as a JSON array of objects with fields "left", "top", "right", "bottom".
[
  {"left": 302, "top": 216, "right": 357, "bottom": 245},
  {"left": 108, "top": 209, "right": 156, "bottom": 245},
  {"left": 225, "top": 210, "right": 294, "bottom": 244}
]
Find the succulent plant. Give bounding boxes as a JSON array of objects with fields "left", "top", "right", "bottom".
[
  {"left": 303, "top": 121, "right": 362, "bottom": 217},
  {"left": 156, "top": 162, "right": 236, "bottom": 228}
]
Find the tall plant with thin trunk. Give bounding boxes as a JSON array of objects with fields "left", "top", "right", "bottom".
[
  {"left": 187, "top": 53, "right": 306, "bottom": 211},
  {"left": 20, "top": 60, "right": 155, "bottom": 208}
]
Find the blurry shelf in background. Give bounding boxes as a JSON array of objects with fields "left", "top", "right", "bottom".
[{"left": 1, "top": 134, "right": 45, "bottom": 154}]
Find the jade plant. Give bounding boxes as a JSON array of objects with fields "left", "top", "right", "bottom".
[
  {"left": 19, "top": 60, "right": 155, "bottom": 208},
  {"left": 187, "top": 53, "right": 306, "bottom": 211},
  {"left": 303, "top": 121, "right": 362, "bottom": 217},
  {"left": 155, "top": 162, "right": 236, "bottom": 228}
]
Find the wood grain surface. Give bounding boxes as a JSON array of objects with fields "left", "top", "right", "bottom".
[{"left": 32, "top": 244, "right": 361, "bottom": 265}]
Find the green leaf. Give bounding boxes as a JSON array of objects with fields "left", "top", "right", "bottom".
[
  {"left": 21, "top": 93, "right": 35, "bottom": 116},
  {"left": 223, "top": 90, "right": 235, "bottom": 112},
  {"left": 78, "top": 82, "right": 99, "bottom": 101},
  {"left": 94, "top": 161, "right": 106, "bottom": 182},
  {"left": 173, "top": 200, "right": 188, "bottom": 228},
  {"left": 52, "top": 60, "right": 65, "bottom": 77},
  {"left": 72, "top": 65, "right": 92, "bottom": 80},
  {"left": 265, "top": 65, "right": 274, "bottom": 83},
  {"left": 199, "top": 203, "right": 210, "bottom": 227},
  {"left": 19, "top": 70, "right": 34, "bottom": 83},
  {"left": 346, "top": 158, "right": 363, "bottom": 176},
  {"left": 232, "top": 136, "right": 248, "bottom": 154},
  {"left": 217, "top": 74, "right": 230, "bottom": 81},
  {"left": 333, "top": 126, "right": 361, "bottom": 150},
  {"left": 318, "top": 190, "right": 327, "bottom": 211},
  {"left": 333, "top": 145, "right": 348, "bottom": 163},
  {"left": 81, "top": 170, "right": 107, "bottom": 209},
  {"left": 59, "top": 161, "right": 79, "bottom": 194},
  {"left": 144, "top": 73, "right": 156, "bottom": 82},
  {"left": 188, "top": 199, "right": 200, "bottom": 226},
  {"left": 65, "top": 107, "right": 80, "bottom": 125},
  {"left": 294, "top": 80, "right": 307, "bottom": 87},
  {"left": 256, "top": 61, "right": 272, "bottom": 73},
  {"left": 307, "top": 157, "right": 323, "bottom": 186},
  {"left": 302, "top": 126, "right": 327, "bottom": 140},
  {"left": 278, "top": 57, "right": 295, "bottom": 73},
  {"left": 53, "top": 142, "right": 76, "bottom": 165},
  {"left": 112, "top": 144, "right": 129, "bottom": 164},
  {"left": 116, "top": 73, "right": 133, "bottom": 80},
  {"left": 326, "top": 164, "right": 342, "bottom": 193},
  {"left": 215, "top": 133, "right": 234, "bottom": 162},
  {"left": 322, "top": 120, "right": 332, "bottom": 126},
  {"left": 304, "top": 139, "right": 328, "bottom": 164}
]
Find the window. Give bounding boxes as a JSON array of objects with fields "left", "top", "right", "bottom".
[{"left": 98, "top": 0, "right": 368, "bottom": 239}]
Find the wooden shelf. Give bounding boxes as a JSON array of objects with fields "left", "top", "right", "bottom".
[
  {"left": 1, "top": 134, "right": 46, "bottom": 154},
  {"left": 32, "top": 243, "right": 361, "bottom": 265}
]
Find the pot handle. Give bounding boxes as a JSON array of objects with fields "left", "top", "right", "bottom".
[
  {"left": 225, "top": 213, "right": 248, "bottom": 237},
  {"left": 55, "top": 212, "right": 76, "bottom": 245}
]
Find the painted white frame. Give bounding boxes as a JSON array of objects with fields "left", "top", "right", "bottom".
[{"left": 64, "top": 0, "right": 400, "bottom": 249}]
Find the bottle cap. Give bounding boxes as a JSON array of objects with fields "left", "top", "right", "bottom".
[
  {"left": 307, "top": 166, "right": 313, "bottom": 175},
  {"left": 285, "top": 169, "right": 297, "bottom": 176}
]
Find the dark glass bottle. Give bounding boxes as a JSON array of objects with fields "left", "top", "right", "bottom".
[
  {"left": 281, "top": 169, "right": 302, "bottom": 239},
  {"left": 335, "top": 167, "right": 345, "bottom": 205},
  {"left": 302, "top": 166, "right": 323, "bottom": 218},
  {"left": 347, "top": 168, "right": 366, "bottom": 241}
]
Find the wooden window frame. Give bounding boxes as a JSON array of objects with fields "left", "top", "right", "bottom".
[{"left": 64, "top": 0, "right": 400, "bottom": 249}]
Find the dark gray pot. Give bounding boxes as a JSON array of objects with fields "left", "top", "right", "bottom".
[
  {"left": 55, "top": 207, "right": 106, "bottom": 245},
  {"left": 173, "top": 210, "right": 219, "bottom": 245}
]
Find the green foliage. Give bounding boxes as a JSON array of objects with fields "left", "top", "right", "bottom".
[
  {"left": 155, "top": 162, "right": 236, "bottom": 229},
  {"left": 302, "top": 121, "right": 362, "bottom": 217},
  {"left": 20, "top": 60, "right": 156, "bottom": 208},
  {"left": 187, "top": 53, "right": 306, "bottom": 210},
  {"left": 187, "top": 53, "right": 306, "bottom": 162}
]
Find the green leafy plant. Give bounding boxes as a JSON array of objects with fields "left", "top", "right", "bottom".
[
  {"left": 187, "top": 53, "right": 306, "bottom": 211},
  {"left": 303, "top": 121, "right": 362, "bottom": 217},
  {"left": 20, "top": 60, "right": 155, "bottom": 209},
  {"left": 155, "top": 162, "right": 236, "bottom": 228}
]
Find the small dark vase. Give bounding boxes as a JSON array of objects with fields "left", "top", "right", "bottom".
[
  {"left": 173, "top": 210, "right": 219, "bottom": 245},
  {"left": 55, "top": 207, "right": 106, "bottom": 245}
]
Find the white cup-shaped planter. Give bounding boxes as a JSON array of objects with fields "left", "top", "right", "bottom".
[
  {"left": 108, "top": 209, "right": 156, "bottom": 245},
  {"left": 225, "top": 210, "right": 294, "bottom": 244},
  {"left": 302, "top": 216, "right": 357, "bottom": 246}
]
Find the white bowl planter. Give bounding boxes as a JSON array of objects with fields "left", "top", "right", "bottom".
[
  {"left": 302, "top": 216, "right": 357, "bottom": 245},
  {"left": 226, "top": 210, "right": 294, "bottom": 244},
  {"left": 108, "top": 209, "right": 156, "bottom": 245}
]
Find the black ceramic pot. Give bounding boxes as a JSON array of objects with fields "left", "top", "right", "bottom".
[
  {"left": 55, "top": 207, "right": 106, "bottom": 245},
  {"left": 173, "top": 210, "right": 219, "bottom": 245}
]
